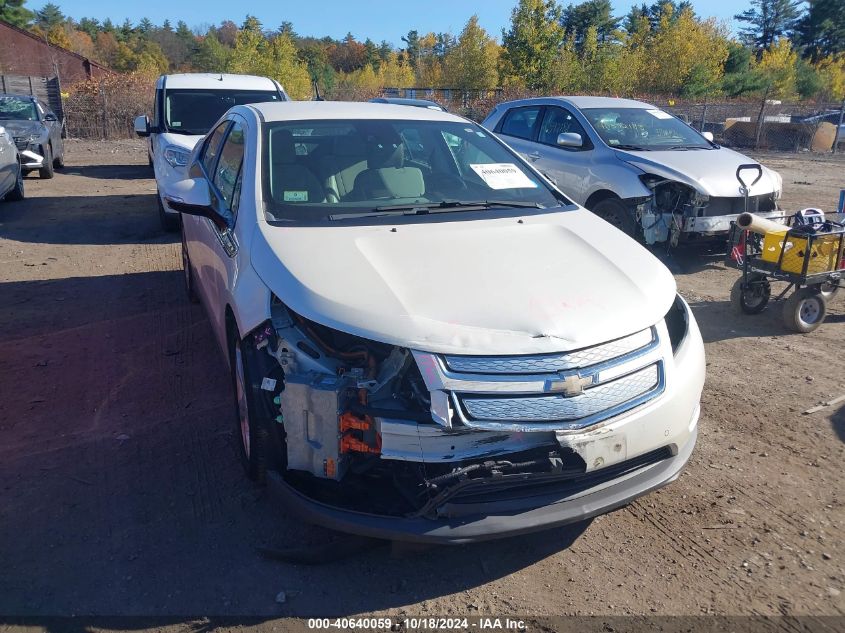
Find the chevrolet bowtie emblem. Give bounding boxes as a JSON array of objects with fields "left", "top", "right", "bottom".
[{"left": 545, "top": 373, "right": 593, "bottom": 397}]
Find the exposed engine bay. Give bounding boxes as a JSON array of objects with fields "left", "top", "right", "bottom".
[
  {"left": 635, "top": 177, "right": 778, "bottom": 247},
  {"left": 239, "top": 296, "right": 617, "bottom": 519}
]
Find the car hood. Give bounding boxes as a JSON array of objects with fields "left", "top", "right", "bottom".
[
  {"left": 1, "top": 120, "right": 46, "bottom": 137},
  {"left": 250, "top": 208, "right": 676, "bottom": 355},
  {"left": 159, "top": 131, "right": 204, "bottom": 151},
  {"left": 616, "top": 146, "right": 781, "bottom": 197}
]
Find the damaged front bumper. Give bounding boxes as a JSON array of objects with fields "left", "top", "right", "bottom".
[
  {"left": 268, "top": 425, "right": 697, "bottom": 544},
  {"left": 19, "top": 148, "right": 45, "bottom": 169}
]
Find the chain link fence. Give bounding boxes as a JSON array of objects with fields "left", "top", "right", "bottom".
[{"left": 62, "top": 78, "right": 845, "bottom": 154}]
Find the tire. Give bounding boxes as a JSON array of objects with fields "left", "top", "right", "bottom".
[
  {"left": 53, "top": 149, "right": 64, "bottom": 169},
  {"left": 229, "top": 330, "right": 268, "bottom": 483},
  {"left": 181, "top": 224, "right": 200, "bottom": 304},
  {"left": 157, "top": 191, "right": 180, "bottom": 232},
  {"left": 590, "top": 198, "right": 636, "bottom": 237},
  {"left": 819, "top": 280, "right": 839, "bottom": 301},
  {"left": 38, "top": 145, "right": 54, "bottom": 179},
  {"left": 783, "top": 287, "right": 827, "bottom": 333},
  {"left": 730, "top": 273, "right": 771, "bottom": 314},
  {"left": 4, "top": 162, "right": 24, "bottom": 201}
]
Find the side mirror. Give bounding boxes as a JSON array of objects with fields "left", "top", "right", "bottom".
[
  {"left": 134, "top": 115, "right": 151, "bottom": 138},
  {"left": 43, "top": 113, "right": 58, "bottom": 122},
  {"left": 702, "top": 131, "right": 714, "bottom": 142},
  {"left": 164, "top": 178, "right": 228, "bottom": 230},
  {"left": 557, "top": 132, "right": 583, "bottom": 148}
]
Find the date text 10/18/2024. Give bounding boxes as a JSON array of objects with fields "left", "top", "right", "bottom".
[{"left": 307, "top": 618, "right": 528, "bottom": 631}]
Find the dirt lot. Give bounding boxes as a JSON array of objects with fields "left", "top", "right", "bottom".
[{"left": 0, "top": 140, "right": 843, "bottom": 623}]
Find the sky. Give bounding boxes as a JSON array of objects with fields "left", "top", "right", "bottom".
[{"left": 30, "top": 0, "right": 747, "bottom": 45}]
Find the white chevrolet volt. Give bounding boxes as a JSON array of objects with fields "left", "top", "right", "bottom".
[{"left": 165, "top": 101, "right": 705, "bottom": 544}]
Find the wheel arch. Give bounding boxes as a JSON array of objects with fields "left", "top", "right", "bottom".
[{"left": 584, "top": 189, "right": 620, "bottom": 210}]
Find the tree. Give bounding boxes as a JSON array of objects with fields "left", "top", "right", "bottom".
[
  {"left": 138, "top": 18, "right": 153, "bottom": 35},
  {"left": 561, "top": 0, "right": 619, "bottom": 45},
  {"left": 217, "top": 20, "right": 238, "bottom": 46},
  {"left": 0, "top": 0, "right": 33, "bottom": 28},
  {"left": 641, "top": 5, "right": 728, "bottom": 96},
  {"left": 735, "top": 0, "right": 802, "bottom": 53},
  {"left": 34, "top": 2, "right": 63, "bottom": 29},
  {"left": 756, "top": 37, "right": 799, "bottom": 98},
  {"left": 442, "top": 15, "right": 500, "bottom": 89},
  {"left": 402, "top": 30, "right": 420, "bottom": 69},
  {"left": 501, "top": 0, "right": 565, "bottom": 89},
  {"left": 721, "top": 42, "right": 767, "bottom": 96},
  {"left": 76, "top": 17, "right": 100, "bottom": 39},
  {"left": 193, "top": 31, "right": 232, "bottom": 72},
  {"left": 796, "top": 0, "right": 845, "bottom": 60}
]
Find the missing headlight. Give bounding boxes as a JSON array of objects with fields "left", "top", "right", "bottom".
[{"left": 665, "top": 295, "right": 689, "bottom": 354}]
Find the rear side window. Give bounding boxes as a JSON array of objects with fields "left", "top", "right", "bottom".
[
  {"left": 201, "top": 121, "right": 229, "bottom": 174},
  {"left": 499, "top": 106, "right": 541, "bottom": 141},
  {"left": 213, "top": 120, "right": 245, "bottom": 213}
]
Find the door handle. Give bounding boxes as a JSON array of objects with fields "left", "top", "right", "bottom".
[{"left": 527, "top": 151, "right": 542, "bottom": 161}]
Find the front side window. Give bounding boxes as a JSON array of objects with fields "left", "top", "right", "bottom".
[
  {"left": 581, "top": 107, "right": 711, "bottom": 150},
  {"left": 213, "top": 120, "right": 245, "bottom": 212},
  {"left": 201, "top": 122, "right": 229, "bottom": 174},
  {"left": 262, "top": 118, "right": 566, "bottom": 223},
  {"left": 499, "top": 106, "right": 541, "bottom": 141},
  {"left": 538, "top": 107, "right": 589, "bottom": 149},
  {"left": 163, "top": 89, "right": 282, "bottom": 135},
  {"left": 0, "top": 97, "right": 38, "bottom": 121}
]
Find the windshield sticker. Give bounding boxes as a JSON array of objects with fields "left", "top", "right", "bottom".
[
  {"left": 470, "top": 163, "right": 538, "bottom": 190},
  {"left": 646, "top": 109, "right": 673, "bottom": 120},
  {"left": 283, "top": 191, "right": 309, "bottom": 202},
  {"left": 171, "top": 121, "right": 181, "bottom": 127}
]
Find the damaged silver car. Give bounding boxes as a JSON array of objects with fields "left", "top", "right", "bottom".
[
  {"left": 0, "top": 94, "right": 65, "bottom": 179},
  {"left": 482, "top": 96, "right": 783, "bottom": 246}
]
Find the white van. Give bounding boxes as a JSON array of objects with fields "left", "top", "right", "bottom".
[{"left": 134, "top": 73, "right": 288, "bottom": 231}]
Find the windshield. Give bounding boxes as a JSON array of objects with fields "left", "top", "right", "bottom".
[
  {"left": 164, "top": 89, "right": 282, "bottom": 135},
  {"left": 581, "top": 107, "right": 711, "bottom": 150},
  {"left": 262, "top": 119, "right": 565, "bottom": 222},
  {"left": 0, "top": 96, "right": 38, "bottom": 121}
]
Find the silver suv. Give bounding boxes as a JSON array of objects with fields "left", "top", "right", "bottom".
[{"left": 482, "top": 96, "right": 783, "bottom": 246}]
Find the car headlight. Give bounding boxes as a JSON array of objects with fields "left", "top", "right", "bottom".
[
  {"left": 163, "top": 145, "right": 191, "bottom": 168},
  {"left": 664, "top": 294, "right": 689, "bottom": 354}
]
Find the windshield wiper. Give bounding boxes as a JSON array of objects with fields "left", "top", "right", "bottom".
[
  {"left": 612, "top": 144, "right": 650, "bottom": 151},
  {"left": 664, "top": 145, "right": 709, "bottom": 150},
  {"left": 375, "top": 200, "right": 544, "bottom": 212},
  {"left": 329, "top": 200, "right": 545, "bottom": 221}
]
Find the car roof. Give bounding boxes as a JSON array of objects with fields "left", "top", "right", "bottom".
[
  {"left": 157, "top": 73, "right": 280, "bottom": 91},
  {"left": 498, "top": 96, "right": 658, "bottom": 110},
  {"left": 369, "top": 97, "right": 445, "bottom": 110},
  {"left": 249, "top": 100, "right": 466, "bottom": 123},
  {"left": 0, "top": 93, "right": 36, "bottom": 101}
]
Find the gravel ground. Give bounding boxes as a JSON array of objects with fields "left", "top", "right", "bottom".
[{"left": 0, "top": 139, "right": 843, "bottom": 627}]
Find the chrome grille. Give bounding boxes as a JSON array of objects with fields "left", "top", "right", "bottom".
[
  {"left": 442, "top": 328, "right": 654, "bottom": 375},
  {"left": 459, "top": 363, "right": 660, "bottom": 424},
  {"left": 414, "top": 325, "right": 667, "bottom": 432}
]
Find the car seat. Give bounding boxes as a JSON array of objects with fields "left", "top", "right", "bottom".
[
  {"left": 269, "top": 129, "right": 325, "bottom": 204},
  {"left": 351, "top": 132, "right": 424, "bottom": 200}
]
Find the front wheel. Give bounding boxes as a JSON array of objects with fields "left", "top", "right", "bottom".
[
  {"left": 590, "top": 198, "right": 636, "bottom": 237},
  {"left": 39, "top": 145, "right": 54, "bottom": 179},
  {"left": 730, "top": 273, "right": 771, "bottom": 314},
  {"left": 230, "top": 332, "right": 268, "bottom": 483},
  {"left": 157, "top": 191, "right": 180, "bottom": 232},
  {"left": 783, "top": 287, "right": 827, "bottom": 333},
  {"left": 4, "top": 162, "right": 24, "bottom": 201},
  {"left": 181, "top": 224, "right": 199, "bottom": 304}
]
